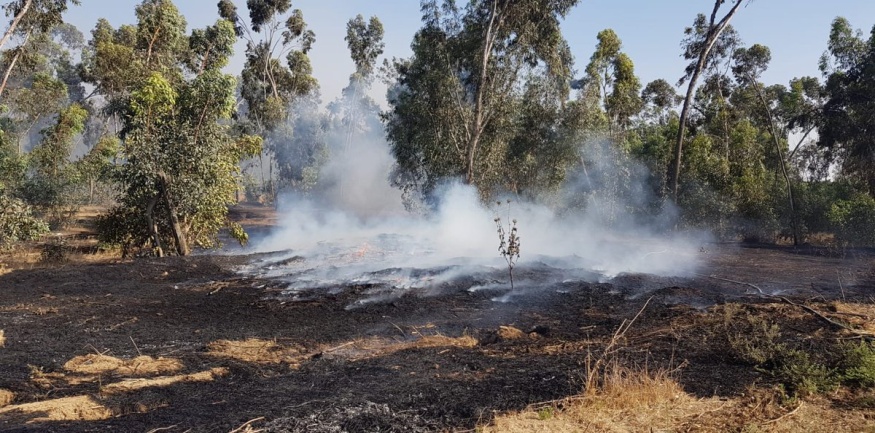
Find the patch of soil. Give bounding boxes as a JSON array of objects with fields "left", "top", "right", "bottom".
[{"left": 0, "top": 235, "right": 872, "bottom": 431}]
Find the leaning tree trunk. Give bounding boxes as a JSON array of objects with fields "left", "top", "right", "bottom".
[
  {"left": 668, "top": 0, "right": 744, "bottom": 202},
  {"left": 157, "top": 172, "right": 189, "bottom": 256},
  {"left": 0, "top": 0, "right": 32, "bottom": 52},
  {"left": 0, "top": 31, "right": 29, "bottom": 101},
  {"left": 750, "top": 76, "right": 799, "bottom": 245}
]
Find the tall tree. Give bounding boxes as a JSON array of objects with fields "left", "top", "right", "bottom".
[
  {"left": 0, "top": 0, "right": 80, "bottom": 98},
  {"left": 667, "top": 0, "right": 745, "bottom": 202},
  {"left": 818, "top": 18, "right": 875, "bottom": 196},
  {"left": 385, "top": 0, "right": 579, "bottom": 200},
  {"left": 582, "top": 29, "right": 643, "bottom": 137},
  {"left": 96, "top": 1, "right": 261, "bottom": 256},
  {"left": 218, "top": 0, "right": 316, "bottom": 198},
  {"left": 732, "top": 44, "right": 799, "bottom": 244}
]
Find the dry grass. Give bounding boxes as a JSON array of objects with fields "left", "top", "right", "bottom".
[
  {"left": 64, "top": 354, "right": 183, "bottom": 377},
  {"left": 482, "top": 364, "right": 875, "bottom": 433},
  {"left": 0, "top": 329, "right": 5, "bottom": 347},
  {"left": 207, "top": 334, "right": 478, "bottom": 368},
  {"left": 0, "top": 395, "right": 113, "bottom": 422},
  {"left": 207, "top": 338, "right": 304, "bottom": 365},
  {"left": 0, "top": 389, "right": 13, "bottom": 408},
  {"left": 100, "top": 367, "right": 228, "bottom": 394},
  {"left": 497, "top": 325, "right": 526, "bottom": 340},
  {"left": 0, "top": 367, "right": 229, "bottom": 424}
]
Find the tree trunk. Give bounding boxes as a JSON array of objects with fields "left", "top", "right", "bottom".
[
  {"left": 157, "top": 172, "right": 189, "bottom": 256},
  {"left": 0, "top": 31, "right": 29, "bottom": 102},
  {"left": 668, "top": 0, "right": 744, "bottom": 202},
  {"left": 0, "top": 0, "right": 32, "bottom": 52},
  {"left": 750, "top": 76, "right": 799, "bottom": 245},
  {"left": 465, "top": 0, "right": 500, "bottom": 185},
  {"left": 145, "top": 195, "right": 164, "bottom": 258}
]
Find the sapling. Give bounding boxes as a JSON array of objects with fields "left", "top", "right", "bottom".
[{"left": 494, "top": 199, "right": 520, "bottom": 290}]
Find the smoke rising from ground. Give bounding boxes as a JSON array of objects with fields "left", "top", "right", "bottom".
[{"left": 248, "top": 126, "right": 709, "bottom": 305}]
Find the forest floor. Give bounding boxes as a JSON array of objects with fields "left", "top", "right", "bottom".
[{"left": 0, "top": 205, "right": 874, "bottom": 432}]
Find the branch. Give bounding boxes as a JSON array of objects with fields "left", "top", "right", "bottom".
[{"left": 0, "top": 0, "right": 33, "bottom": 52}]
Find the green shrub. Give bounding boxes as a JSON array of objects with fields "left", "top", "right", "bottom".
[
  {"left": 828, "top": 194, "right": 875, "bottom": 246},
  {"left": 0, "top": 194, "right": 50, "bottom": 250},
  {"left": 840, "top": 341, "right": 875, "bottom": 387},
  {"left": 768, "top": 348, "right": 837, "bottom": 397}
]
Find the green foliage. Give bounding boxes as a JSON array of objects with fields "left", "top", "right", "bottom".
[
  {"left": 819, "top": 17, "right": 875, "bottom": 195},
  {"left": 91, "top": 3, "right": 257, "bottom": 256},
  {"left": 386, "top": 0, "right": 580, "bottom": 203},
  {"left": 718, "top": 305, "right": 836, "bottom": 397},
  {"left": 827, "top": 194, "right": 875, "bottom": 246},
  {"left": 768, "top": 348, "right": 836, "bottom": 397},
  {"left": 0, "top": 194, "right": 49, "bottom": 250},
  {"left": 840, "top": 341, "right": 875, "bottom": 388}
]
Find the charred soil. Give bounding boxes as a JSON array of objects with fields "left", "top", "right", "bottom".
[{"left": 0, "top": 208, "right": 874, "bottom": 432}]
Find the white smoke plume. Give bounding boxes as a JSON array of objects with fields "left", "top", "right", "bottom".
[{"left": 245, "top": 128, "right": 710, "bottom": 306}]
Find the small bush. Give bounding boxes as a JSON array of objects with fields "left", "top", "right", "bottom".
[
  {"left": 720, "top": 305, "right": 783, "bottom": 365},
  {"left": 840, "top": 341, "right": 875, "bottom": 388},
  {"left": 767, "top": 348, "right": 836, "bottom": 397},
  {"left": 0, "top": 194, "right": 49, "bottom": 250},
  {"left": 828, "top": 194, "right": 875, "bottom": 246},
  {"left": 40, "top": 237, "right": 69, "bottom": 264}
]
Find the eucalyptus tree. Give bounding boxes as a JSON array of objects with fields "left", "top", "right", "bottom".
[
  {"left": 93, "top": 1, "right": 261, "bottom": 256},
  {"left": 818, "top": 17, "right": 875, "bottom": 197},
  {"left": 732, "top": 44, "right": 798, "bottom": 244},
  {"left": 0, "top": 0, "right": 80, "bottom": 99},
  {"left": 583, "top": 29, "right": 643, "bottom": 136},
  {"left": 338, "top": 14, "right": 384, "bottom": 148},
  {"left": 667, "top": 0, "right": 745, "bottom": 202},
  {"left": 385, "top": 0, "right": 579, "bottom": 201},
  {"left": 218, "top": 0, "right": 316, "bottom": 198},
  {"left": 22, "top": 102, "right": 86, "bottom": 221}
]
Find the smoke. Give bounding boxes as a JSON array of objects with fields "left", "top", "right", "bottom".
[{"left": 246, "top": 123, "right": 710, "bottom": 306}]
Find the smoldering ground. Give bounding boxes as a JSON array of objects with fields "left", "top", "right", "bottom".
[{"left": 241, "top": 120, "right": 711, "bottom": 307}]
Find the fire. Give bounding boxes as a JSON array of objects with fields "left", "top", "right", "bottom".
[{"left": 354, "top": 243, "right": 372, "bottom": 258}]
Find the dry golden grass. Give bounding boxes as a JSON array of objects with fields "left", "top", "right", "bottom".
[
  {"left": 481, "top": 366, "right": 875, "bottom": 433},
  {"left": 0, "top": 367, "right": 229, "bottom": 424},
  {"left": 207, "top": 338, "right": 304, "bottom": 365},
  {"left": 63, "top": 354, "right": 183, "bottom": 377},
  {"left": 100, "top": 367, "right": 229, "bottom": 394},
  {"left": 207, "top": 334, "right": 478, "bottom": 368},
  {"left": 0, "top": 329, "right": 5, "bottom": 347},
  {"left": 0, "top": 395, "right": 113, "bottom": 422},
  {"left": 497, "top": 325, "right": 526, "bottom": 340},
  {"left": 0, "top": 389, "right": 13, "bottom": 408}
]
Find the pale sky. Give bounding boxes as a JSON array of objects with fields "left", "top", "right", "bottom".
[{"left": 61, "top": 0, "right": 875, "bottom": 106}]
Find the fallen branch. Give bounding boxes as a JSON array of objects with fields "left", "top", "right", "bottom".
[
  {"left": 229, "top": 417, "right": 264, "bottom": 433},
  {"left": 698, "top": 273, "right": 765, "bottom": 294},
  {"left": 146, "top": 425, "right": 178, "bottom": 433},
  {"left": 763, "top": 401, "right": 803, "bottom": 425},
  {"left": 778, "top": 297, "right": 871, "bottom": 336}
]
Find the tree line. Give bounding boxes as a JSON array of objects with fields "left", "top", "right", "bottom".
[{"left": 1, "top": 0, "right": 874, "bottom": 255}]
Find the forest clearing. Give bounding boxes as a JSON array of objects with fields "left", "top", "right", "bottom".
[{"left": 3, "top": 0, "right": 875, "bottom": 431}]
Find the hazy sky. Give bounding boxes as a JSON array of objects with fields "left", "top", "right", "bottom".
[{"left": 62, "top": 0, "right": 875, "bottom": 106}]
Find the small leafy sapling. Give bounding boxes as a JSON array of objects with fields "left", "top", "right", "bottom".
[{"left": 494, "top": 199, "right": 520, "bottom": 290}]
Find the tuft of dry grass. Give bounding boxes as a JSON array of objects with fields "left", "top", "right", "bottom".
[
  {"left": 497, "top": 325, "right": 526, "bottom": 340},
  {"left": 64, "top": 354, "right": 183, "bottom": 377},
  {"left": 482, "top": 364, "right": 708, "bottom": 433},
  {"left": 207, "top": 338, "right": 303, "bottom": 365},
  {"left": 0, "top": 329, "right": 5, "bottom": 347},
  {"left": 0, "top": 389, "right": 13, "bottom": 407}
]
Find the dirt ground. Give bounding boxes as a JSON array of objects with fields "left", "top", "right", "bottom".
[{"left": 0, "top": 206, "right": 874, "bottom": 432}]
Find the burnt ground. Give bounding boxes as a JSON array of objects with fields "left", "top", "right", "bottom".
[{"left": 0, "top": 217, "right": 874, "bottom": 432}]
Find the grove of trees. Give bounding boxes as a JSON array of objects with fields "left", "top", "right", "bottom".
[{"left": 2, "top": 0, "right": 875, "bottom": 254}]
